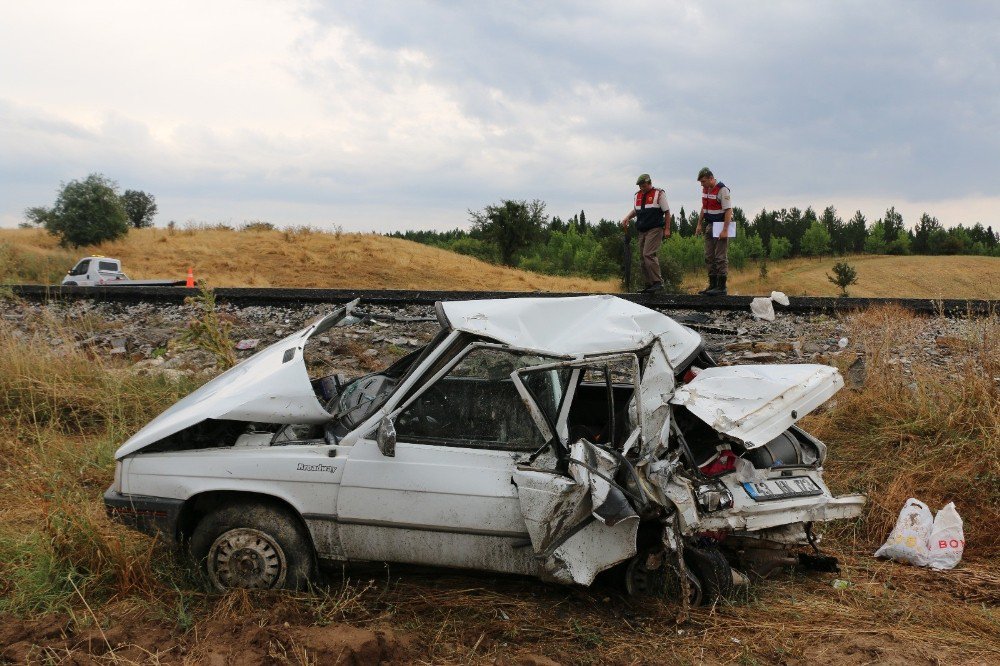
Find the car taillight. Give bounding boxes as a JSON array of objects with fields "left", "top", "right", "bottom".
[{"left": 699, "top": 450, "right": 737, "bottom": 477}]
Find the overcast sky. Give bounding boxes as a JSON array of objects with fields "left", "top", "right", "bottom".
[{"left": 2, "top": 1, "right": 998, "bottom": 231}]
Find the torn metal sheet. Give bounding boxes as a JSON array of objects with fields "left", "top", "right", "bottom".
[
  {"left": 636, "top": 340, "right": 675, "bottom": 461},
  {"left": 669, "top": 364, "right": 844, "bottom": 448},
  {"left": 513, "top": 441, "right": 638, "bottom": 585}
]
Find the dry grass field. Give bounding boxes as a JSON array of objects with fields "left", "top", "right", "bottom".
[
  {"left": 684, "top": 253, "right": 1000, "bottom": 299},
  {"left": 0, "top": 303, "right": 997, "bottom": 663},
  {"left": 0, "top": 227, "right": 617, "bottom": 292}
]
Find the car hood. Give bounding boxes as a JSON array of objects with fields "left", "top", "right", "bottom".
[
  {"left": 115, "top": 301, "right": 356, "bottom": 459},
  {"left": 669, "top": 364, "right": 843, "bottom": 448}
]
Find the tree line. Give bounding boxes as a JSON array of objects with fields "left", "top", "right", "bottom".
[{"left": 391, "top": 200, "right": 1000, "bottom": 289}]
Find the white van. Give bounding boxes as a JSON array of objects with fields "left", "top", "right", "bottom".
[{"left": 62, "top": 257, "right": 129, "bottom": 286}]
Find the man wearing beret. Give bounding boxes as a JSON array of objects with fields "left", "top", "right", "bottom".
[
  {"left": 695, "top": 167, "right": 733, "bottom": 296},
  {"left": 621, "top": 173, "right": 671, "bottom": 293}
]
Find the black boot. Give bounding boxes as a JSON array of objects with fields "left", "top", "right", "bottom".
[
  {"left": 698, "top": 274, "right": 716, "bottom": 295},
  {"left": 706, "top": 274, "right": 727, "bottom": 296},
  {"left": 643, "top": 282, "right": 663, "bottom": 293}
]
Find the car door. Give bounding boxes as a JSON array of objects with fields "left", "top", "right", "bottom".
[
  {"left": 510, "top": 353, "right": 647, "bottom": 585},
  {"left": 336, "top": 344, "right": 570, "bottom": 576}
]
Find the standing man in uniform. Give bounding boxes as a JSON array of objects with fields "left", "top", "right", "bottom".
[
  {"left": 694, "top": 167, "right": 733, "bottom": 296},
  {"left": 621, "top": 173, "right": 671, "bottom": 293}
]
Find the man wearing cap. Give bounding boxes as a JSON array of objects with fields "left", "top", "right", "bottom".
[
  {"left": 695, "top": 167, "right": 733, "bottom": 296},
  {"left": 621, "top": 173, "right": 671, "bottom": 293}
]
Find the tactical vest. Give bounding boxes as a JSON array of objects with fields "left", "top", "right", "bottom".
[
  {"left": 634, "top": 188, "right": 666, "bottom": 232},
  {"left": 701, "top": 181, "right": 728, "bottom": 223}
]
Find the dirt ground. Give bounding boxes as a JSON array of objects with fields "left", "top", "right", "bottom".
[{"left": 2, "top": 550, "right": 997, "bottom": 665}]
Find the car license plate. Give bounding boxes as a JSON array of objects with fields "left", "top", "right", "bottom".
[{"left": 742, "top": 476, "right": 822, "bottom": 502}]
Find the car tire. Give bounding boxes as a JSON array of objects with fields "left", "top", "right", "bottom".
[
  {"left": 64, "top": 281, "right": 78, "bottom": 286},
  {"left": 190, "top": 502, "right": 315, "bottom": 591},
  {"left": 684, "top": 544, "right": 734, "bottom": 606}
]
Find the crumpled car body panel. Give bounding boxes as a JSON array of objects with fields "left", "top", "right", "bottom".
[
  {"left": 115, "top": 303, "right": 356, "bottom": 459},
  {"left": 439, "top": 295, "right": 702, "bottom": 366},
  {"left": 513, "top": 441, "right": 640, "bottom": 585},
  {"left": 669, "top": 364, "right": 844, "bottom": 448}
]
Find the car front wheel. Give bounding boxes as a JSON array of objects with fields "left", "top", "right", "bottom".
[{"left": 190, "top": 502, "right": 315, "bottom": 591}]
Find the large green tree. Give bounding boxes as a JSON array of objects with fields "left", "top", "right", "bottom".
[
  {"left": 37, "top": 174, "right": 130, "bottom": 247},
  {"left": 469, "top": 199, "right": 547, "bottom": 266},
  {"left": 121, "top": 189, "right": 158, "bottom": 228}
]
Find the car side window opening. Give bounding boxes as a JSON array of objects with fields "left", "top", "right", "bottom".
[
  {"left": 565, "top": 356, "right": 639, "bottom": 451},
  {"left": 394, "top": 347, "right": 570, "bottom": 451},
  {"left": 98, "top": 260, "right": 119, "bottom": 272},
  {"left": 69, "top": 260, "right": 90, "bottom": 276}
]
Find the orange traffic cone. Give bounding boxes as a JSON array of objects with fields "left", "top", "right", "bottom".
[{"left": 186, "top": 267, "right": 195, "bottom": 287}]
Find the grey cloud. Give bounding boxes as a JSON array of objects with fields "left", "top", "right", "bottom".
[{"left": 3, "top": 1, "right": 999, "bottom": 230}]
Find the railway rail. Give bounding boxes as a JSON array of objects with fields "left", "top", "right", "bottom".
[{"left": 7, "top": 284, "right": 998, "bottom": 316}]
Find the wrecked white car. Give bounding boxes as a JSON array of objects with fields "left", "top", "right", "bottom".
[{"left": 106, "top": 296, "right": 864, "bottom": 603}]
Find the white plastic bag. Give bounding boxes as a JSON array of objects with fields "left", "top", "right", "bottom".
[
  {"left": 874, "top": 498, "right": 933, "bottom": 566},
  {"left": 770, "top": 291, "right": 790, "bottom": 306},
  {"left": 927, "top": 502, "right": 964, "bottom": 570},
  {"left": 750, "top": 297, "right": 775, "bottom": 321}
]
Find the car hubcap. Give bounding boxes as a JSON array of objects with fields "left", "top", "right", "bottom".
[{"left": 207, "top": 528, "right": 286, "bottom": 590}]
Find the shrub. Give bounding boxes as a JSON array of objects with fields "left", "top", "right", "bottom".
[
  {"left": 826, "top": 261, "right": 859, "bottom": 296},
  {"left": 177, "top": 284, "right": 236, "bottom": 369},
  {"left": 240, "top": 220, "right": 275, "bottom": 232}
]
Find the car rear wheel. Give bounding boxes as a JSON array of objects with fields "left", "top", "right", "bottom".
[
  {"left": 684, "top": 544, "right": 734, "bottom": 605},
  {"left": 621, "top": 545, "right": 731, "bottom": 607},
  {"left": 190, "top": 502, "right": 315, "bottom": 591}
]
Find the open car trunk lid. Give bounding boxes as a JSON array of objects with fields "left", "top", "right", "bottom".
[
  {"left": 669, "top": 364, "right": 843, "bottom": 448},
  {"left": 114, "top": 301, "right": 357, "bottom": 459}
]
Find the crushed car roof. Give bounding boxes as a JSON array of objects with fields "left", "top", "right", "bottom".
[{"left": 438, "top": 295, "right": 702, "bottom": 363}]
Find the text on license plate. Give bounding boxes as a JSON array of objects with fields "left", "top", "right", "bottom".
[{"left": 742, "top": 476, "right": 822, "bottom": 501}]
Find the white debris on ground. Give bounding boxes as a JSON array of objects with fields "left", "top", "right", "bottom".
[
  {"left": 750, "top": 297, "right": 775, "bottom": 321},
  {"left": 750, "top": 290, "right": 790, "bottom": 322}
]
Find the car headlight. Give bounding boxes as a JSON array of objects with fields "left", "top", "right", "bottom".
[{"left": 113, "top": 461, "right": 123, "bottom": 494}]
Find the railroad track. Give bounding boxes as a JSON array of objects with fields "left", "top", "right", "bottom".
[{"left": 7, "top": 284, "right": 998, "bottom": 316}]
